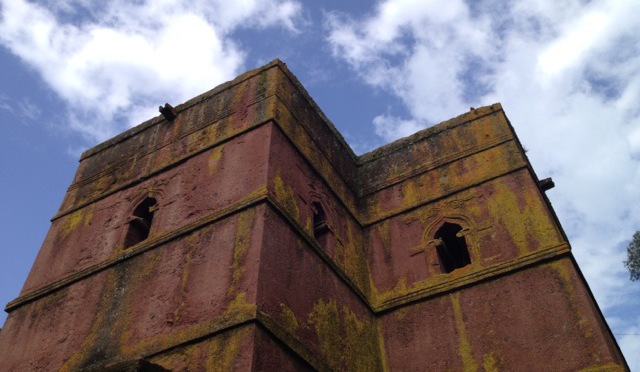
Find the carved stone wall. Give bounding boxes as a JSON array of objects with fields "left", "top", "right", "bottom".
[{"left": 0, "top": 60, "right": 627, "bottom": 371}]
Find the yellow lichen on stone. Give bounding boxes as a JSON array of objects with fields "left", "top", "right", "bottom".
[
  {"left": 58, "top": 205, "right": 94, "bottom": 240},
  {"left": 225, "top": 292, "right": 256, "bottom": 317},
  {"left": 205, "top": 330, "right": 244, "bottom": 372},
  {"left": 59, "top": 210, "right": 83, "bottom": 240},
  {"left": 487, "top": 182, "right": 526, "bottom": 255},
  {"left": 393, "top": 306, "right": 408, "bottom": 320},
  {"left": 83, "top": 204, "right": 95, "bottom": 228},
  {"left": 486, "top": 178, "right": 558, "bottom": 255},
  {"left": 279, "top": 303, "right": 299, "bottom": 334},
  {"left": 132, "top": 246, "right": 162, "bottom": 284},
  {"left": 401, "top": 179, "right": 420, "bottom": 206},
  {"left": 336, "top": 220, "right": 370, "bottom": 296},
  {"left": 342, "top": 305, "right": 380, "bottom": 372},
  {"left": 273, "top": 172, "right": 300, "bottom": 220},
  {"left": 550, "top": 260, "right": 592, "bottom": 339},
  {"left": 384, "top": 162, "right": 401, "bottom": 184},
  {"left": 308, "top": 299, "right": 342, "bottom": 367},
  {"left": 163, "top": 230, "right": 208, "bottom": 326},
  {"left": 482, "top": 351, "right": 501, "bottom": 372},
  {"left": 304, "top": 215, "right": 312, "bottom": 234},
  {"left": 363, "top": 194, "right": 385, "bottom": 224},
  {"left": 150, "top": 301, "right": 255, "bottom": 370},
  {"left": 451, "top": 292, "right": 478, "bottom": 372},
  {"left": 371, "top": 275, "right": 408, "bottom": 306},
  {"left": 179, "top": 228, "right": 208, "bottom": 290},
  {"left": 137, "top": 305, "right": 256, "bottom": 369},
  {"left": 89, "top": 173, "right": 112, "bottom": 201},
  {"left": 59, "top": 276, "right": 113, "bottom": 371},
  {"left": 484, "top": 180, "right": 527, "bottom": 255},
  {"left": 577, "top": 362, "right": 626, "bottom": 372},
  {"left": 59, "top": 320, "right": 101, "bottom": 371},
  {"left": 118, "top": 253, "right": 163, "bottom": 350},
  {"left": 208, "top": 145, "right": 225, "bottom": 175},
  {"left": 307, "top": 299, "right": 381, "bottom": 371},
  {"left": 228, "top": 209, "right": 255, "bottom": 296},
  {"left": 410, "top": 205, "right": 439, "bottom": 226}
]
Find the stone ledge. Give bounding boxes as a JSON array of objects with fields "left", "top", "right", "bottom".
[{"left": 374, "top": 242, "right": 572, "bottom": 312}]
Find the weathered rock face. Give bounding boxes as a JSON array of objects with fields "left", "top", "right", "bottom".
[{"left": 0, "top": 60, "right": 628, "bottom": 371}]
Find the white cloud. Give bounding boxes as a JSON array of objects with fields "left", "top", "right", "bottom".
[
  {"left": 326, "top": 0, "right": 640, "bottom": 357},
  {"left": 0, "top": 0, "right": 302, "bottom": 141},
  {"left": 536, "top": 10, "right": 609, "bottom": 78},
  {"left": 326, "top": 0, "right": 497, "bottom": 133},
  {"left": 373, "top": 113, "right": 425, "bottom": 140},
  {"left": 0, "top": 94, "right": 40, "bottom": 125}
]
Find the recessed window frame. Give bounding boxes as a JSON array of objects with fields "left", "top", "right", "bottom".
[
  {"left": 123, "top": 197, "right": 158, "bottom": 248},
  {"left": 434, "top": 222, "right": 471, "bottom": 273},
  {"left": 311, "top": 201, "right": 329, "bottom": 239}
]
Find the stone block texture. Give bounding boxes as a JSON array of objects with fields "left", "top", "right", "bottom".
[{"left": 0, "top": 60, "right": 628, "bottom": 371}]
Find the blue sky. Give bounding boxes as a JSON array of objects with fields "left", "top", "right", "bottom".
[{"left": 1, "top": 0, "right": 639, "bottom": 368}]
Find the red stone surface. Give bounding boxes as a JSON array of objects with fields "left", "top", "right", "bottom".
[
  {"left": 379, "top": 259, "right": 622, "bottom": 371},
  {"left": 0, "top": 60, "right": 628, "bottom": 371}
]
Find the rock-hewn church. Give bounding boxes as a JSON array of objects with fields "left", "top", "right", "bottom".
[{"left": 0, "top": 60, "right": 628, "bottom": 371}]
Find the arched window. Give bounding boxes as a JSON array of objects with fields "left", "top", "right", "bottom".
[
  {"left": 434, "top": 222, "right": 470, "bottom": 273},
  {"left": 124, "top": 197, "right": 157, "bottom": 248},
  {"left": 312, "top": 201, "right": 328, "bottom": 239}
]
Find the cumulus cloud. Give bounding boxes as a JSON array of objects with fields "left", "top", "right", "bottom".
[
  {"left": 0, "top": 0, "right": 302, "bottom": 141},
  {"left": 373, "top": 113, "right": 424, "bottom": 140},
  {"left": 326, "top": 0, "right": 497, "bottom": 128},
  {"left": 326, "top": 0, "right": 640, "bottom": 361}
]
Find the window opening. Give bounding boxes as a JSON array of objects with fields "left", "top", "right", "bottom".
[
  {"left": 434, "top": 222, "right": 470, "bottom": 273},
  {"left": 124, "top": 197, "right": 157, "bottom": 248},
  {"left": 312, "top": 201, "right": 329, "bottom": 238}
]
